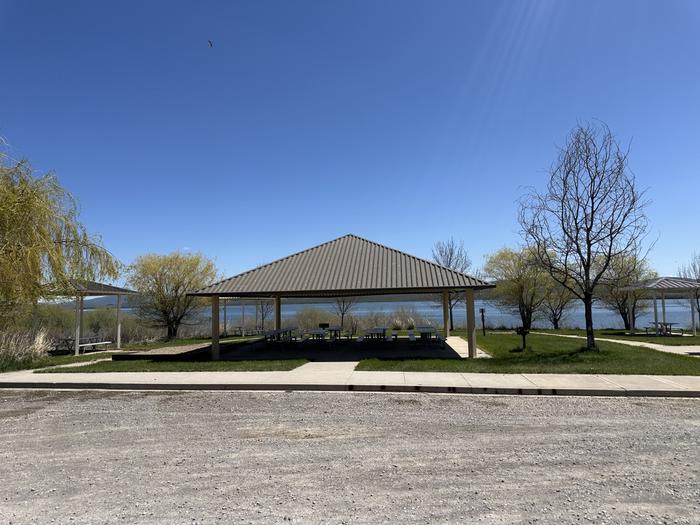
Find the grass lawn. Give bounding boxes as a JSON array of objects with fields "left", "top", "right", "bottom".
[
  {"left": 36, "top": 358, "right": 308, "bottom": 373},
  {"left": 356, "top": 332, "right": 700, "bottom": 375},
  {"left": 537, "top": 329, "right": 700, "bottom": 346}
]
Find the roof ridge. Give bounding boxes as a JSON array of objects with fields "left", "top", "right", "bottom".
[
  {"left": 201, "top": 234, "right": 357, "bottom": 291},
  {"left": 193, "top": 234, "right": 490, "bottom": 294},
  {"left": 345, "top": 234, "right": 482, "bottom": 282}
]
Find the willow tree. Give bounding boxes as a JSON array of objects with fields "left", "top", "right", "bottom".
[
  {"left": 519, "top": 122, "right": 648, "bottom": 349},
  {"left": 127, "top": 252, "right": 218, "bottom": 339},
  {"left": 0, "top": 155, "right": 118, "bottom": 325},
  {"left": 483, "top": 247, "right": 547, "bottom": 331},
  {"left": 597, "top": 254, "right": 656, "bottom": 330}
]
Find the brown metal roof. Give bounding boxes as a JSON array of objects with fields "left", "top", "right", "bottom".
[
  {"left": 46, "top": 280, "right": 138, "bottom": 296},
  {"left": 191, "top": 234, "right": 493, "bottom": 297},
  {"left": 619, "top": 277, "right": 700, "bottom": 295}
]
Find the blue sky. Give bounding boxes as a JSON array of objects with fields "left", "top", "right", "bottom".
[{"left": 1, "top": 0, "right": 699, "bottom": 279}]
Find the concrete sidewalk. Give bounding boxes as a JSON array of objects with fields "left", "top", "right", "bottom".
[
  {"left": 1, "top": 364, "right": 699, "bottom": 397},
  {"left": 532, "top": 331, "right": 700, "bottom": 357}
]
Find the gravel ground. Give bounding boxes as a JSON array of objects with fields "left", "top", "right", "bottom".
[{"left": 0, "top": 390, "right": 698, "bottom": 524}]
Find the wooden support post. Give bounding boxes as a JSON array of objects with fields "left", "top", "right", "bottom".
[
  {"left": 442, "top": 290, "right": 450, "bottom": 338},
  {"left": 116, "top": 294, "right": 122, "bottom": 350},
  {"left": 465, "top": 289, "right": 476, "bottom": 358},
  {"left": 653, "top": 295, "right": 659, "bottom": 335},
  {"left": 691, "top": 295, "right": 697, "bottom": 337},
  {"left": 211, "top": 296, "right": 220, "bottom": 360},
  {"left": 74, "top": 295, "right": 82, "bottom": 356},
  {"left": 662, "top": 292, "right": 667, "bottom": 324},
  {"left": 274, "top": 296, "right": 281, "bottom": 330},
  {"left": 223, "top": 298, "right": 227, "bottom": 337}
]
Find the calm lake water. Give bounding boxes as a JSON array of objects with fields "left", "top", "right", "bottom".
[
  {"left": 214, "top": 298, "right": 697, "bottom": 330},
  {"left": 80, "top": 295, "right": 697, "bottom": 330}
]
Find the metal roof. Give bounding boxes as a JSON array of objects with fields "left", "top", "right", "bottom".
[
  {"left": 191, "top": 234, "right": 493, "bottom": 297},
  {"left": 619, "top": 277, "right": 700, "bottom": 295},
  {"left": 46, "top": 280, "right": 138, "bottom": 296}
]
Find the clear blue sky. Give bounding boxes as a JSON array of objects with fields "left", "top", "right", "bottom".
[{"left": 2, "top": 0, "right": 699, "bottom": 279}]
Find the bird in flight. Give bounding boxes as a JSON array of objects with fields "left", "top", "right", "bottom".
[{"left": 208, "top": 40, "right": 214, "bottom": 48}]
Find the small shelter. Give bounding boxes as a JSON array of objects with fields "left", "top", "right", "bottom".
[
  {"left": 47, "top": 280, "right": 138, "bottom": 354},
  {"left": 189, "top": 234, "right": 494, "bottom": 359},
  {"left": 620, "top": 277, "right": 700, "bottom": 336}
]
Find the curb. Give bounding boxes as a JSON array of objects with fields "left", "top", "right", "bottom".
[{"left": 0, "top": 381, "right": 698, "bottom": 398}]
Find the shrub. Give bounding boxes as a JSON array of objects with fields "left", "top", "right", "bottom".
[{"left": 0, "top": 329, "right": 50, "bottom": 372}]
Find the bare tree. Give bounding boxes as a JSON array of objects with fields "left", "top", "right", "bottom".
[
  {"left": 256, "top": 300, "right": 273, "bottom": 330},
  {"left": 333, "top": 297, "right": 357, "bottom": 330},
  {"left": 519, "top": 122, "right": 649, "bottom": 349},
  {"left": 432, "top": 238, "right": 472, "bottom": 330},
  {"left": 679, "top": 252, "right": 700, "bottom": 316},
  {"left": 597, "top": 253, "right": 656, "bottom": 330}
]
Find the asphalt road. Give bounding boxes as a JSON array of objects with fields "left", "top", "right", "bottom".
[{"left": 0, "top": 390, "right": 698, "bottom": 524}]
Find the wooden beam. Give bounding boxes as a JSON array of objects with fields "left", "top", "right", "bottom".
[{"left": 211, "top": 296, "right": 220, "bottom": 360}]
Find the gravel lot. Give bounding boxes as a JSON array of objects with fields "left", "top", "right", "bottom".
[{"left": 0, "top": 390, "right": 698, "bottom": 524}]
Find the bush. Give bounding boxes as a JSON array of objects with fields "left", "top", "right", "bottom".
[{"left": 0, "top": 330, "right": 50, "bottom": 372}]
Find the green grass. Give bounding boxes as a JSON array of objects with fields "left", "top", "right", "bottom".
[
  {"left": 537, "top": 329, "right": 700, "bottom": 346},
  {"left": 356, "top": 332, "right": 700, "bottom": 375},
  {"left": 36, "top": 358, "right": 308, "bottom": 373}
]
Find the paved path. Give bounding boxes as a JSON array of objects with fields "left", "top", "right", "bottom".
[
  {"left": 532, "top": 331, "right": 700, "bottom": 357},
  {"left": 445, "top": 336, "right": 490, "bottom": 358},
  {"left": 1, "top": 366, "right": 699, "bottom": 397}
]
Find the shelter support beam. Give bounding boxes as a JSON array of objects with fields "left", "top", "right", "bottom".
[
  {"left": 691, "top": 295, "right": 697, "bottom": 337},
  {"left": 442, "top": 290, "right": 450, "bottom": 338},
  {"left": 116, "top": 294, "right": 122, "bottom": 350},
  {"left": 223, "top": 298, "right": 227, "bottom": 337},
  {"left": 74, "top": 295, "right": 82, "bottom": 356},
  {"left": 653, "top": 295, "right": 659, "bottom": 336},
  {"left": 662, "top": 292, "right": 667, "bottom": 324},
  {"left": 465, "top": 289, "right": 477, "bottom": 358},
  {"left": 211, "top": 296, "right": 220, "bottom": 360},
  {"left": 274, "top": 296, "right": 281, "bottom": 330}
]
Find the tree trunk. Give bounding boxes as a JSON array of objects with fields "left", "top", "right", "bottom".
[
  {"left": 449, "top": 303, "right": 454, "bottom": 331},
  {"left": 340, "top": 312, "right": 345, "bottom": 329},
  {"left": 583, "top": 294, "right": 596, "bottom": 349},
  {"left": 552, "top": 316, "right": 560, "bottom": 330},
  {"left": 167, "top": 323, "right": 178, "bottom": 340}
]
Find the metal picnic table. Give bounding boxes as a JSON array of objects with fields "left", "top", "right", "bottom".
[
  {"left": 416, "top": 326, "right": 436, "bottom": 342},
  {"left": 364, "top": 327, "right": 387, "bottom": 341},
  {"left": 306, "top": 328, "right": 327, "bottom": 341}
]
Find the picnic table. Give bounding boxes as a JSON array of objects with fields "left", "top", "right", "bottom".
[
  {"left": 327, "top": 325, "right": 342, "bottom": 340},
  {"left": 415, "top": 326, "right": 436, "bottom": 342},
  {"left": 306, "top": 328, "right": 327, "bottom": 341},
  {"left": 51, "top": 337, "right": 112, "bottom": 355},
  {"left": 266, "top": 328, "right": 296, "bottom": 342},
  {"left": 648, "top": 322, "right": 682, "bottom": 336},
  {"left": 364, "top": 327, "right": 387, "bottom": 341}
]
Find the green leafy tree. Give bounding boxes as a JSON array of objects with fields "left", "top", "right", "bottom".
[
  {"left": 483, "top": 247, "right": 547, "bottom": 330},
  {"left": 127, "top": 252, "right": 218, "bottom": 339},
  {"left": 542, "top": 278, "right": 576, "bottom": 329},
  {"left": 597, "top": 254, "right": 656, "bottom": 330},
  {"left": 0, "top": 153, "right": 118, "bottom": 325}
]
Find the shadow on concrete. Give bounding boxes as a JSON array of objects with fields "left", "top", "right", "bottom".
[
  {"left": 218, "top": 339, "right": 462, "bottom": 362},
  {"left": 113, "top": 338, "right": 463, "bottom": 362}
]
